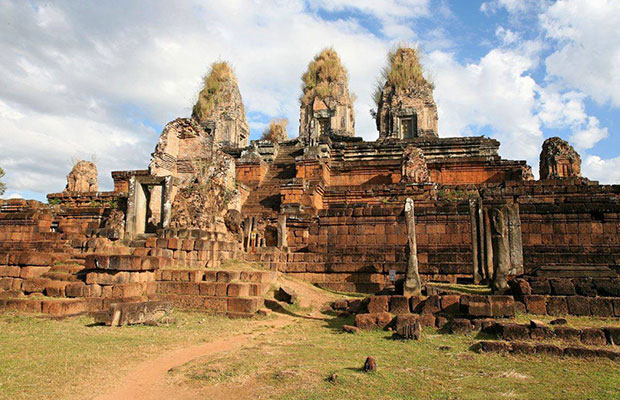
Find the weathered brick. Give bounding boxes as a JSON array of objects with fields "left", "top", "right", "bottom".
[
  {"left": 524, "top": 295, "right": 547, "bottom": 315},
  {"left": 367, "top": 295, "right": 389, "bottom": 313}
]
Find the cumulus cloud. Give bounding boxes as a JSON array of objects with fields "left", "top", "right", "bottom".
[
  {"left": 427, "top": 46, "right": 542, "bottom": 162},
  {"left": 541, "top": 0, "right": 620, "bottom": 107},
  {"left": 583, "top": 155, "right": 620, "bottom": 184},
  {"left": 0, "top": 0, "right": 390, "bottom": 199}
]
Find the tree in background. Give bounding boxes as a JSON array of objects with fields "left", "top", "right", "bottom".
[{"left": 0, "top": 166, "right": 6, "bottom": 195}]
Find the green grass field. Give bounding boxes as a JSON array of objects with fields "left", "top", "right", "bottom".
[{"left": 0, "top": 311, "right": 619, "bottom": 400}]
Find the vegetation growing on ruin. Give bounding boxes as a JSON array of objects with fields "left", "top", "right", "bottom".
[
  {"left": 261, "top": 119, "right": 288, "bottom": 143},
  {"left": 192, "top": 62, "right": 235, "bottom": 121},
  {"left": 0, "top": 166, "right": 6, "bottom": 195},
  {"left": 300, "top": 48, "right": 350, "bottom": 104},
  {"left": 373, "top": 46, "right": 433, "bottom": 106}
]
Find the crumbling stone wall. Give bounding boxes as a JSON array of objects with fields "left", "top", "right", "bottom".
[
  {"left": 539, "top": 137, "right": 581, "bottom": 179},
  {"left": 65, "top": 161, "right": 98, "bottom": 192},
  {"left": 375, "top": 47, "right": 438, "bottom": 140},
  {"left": 299, "top": 48, "right": 355, "bottom": 144},
  {"left": 192, "top": 62, "right": 249, "bottom": 148}
]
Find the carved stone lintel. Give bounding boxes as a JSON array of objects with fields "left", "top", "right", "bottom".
[{"left": 404, "top": 198, "right": 421, "bottom": 296}]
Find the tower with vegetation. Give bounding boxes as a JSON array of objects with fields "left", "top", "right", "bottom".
[
  {"left": 374, "top": 46, "right": 438, "bottom": 140},
  {"left": 192, "top": 62, "right": 250, "bottom": 148},
  {"left": 299, "top": 48, "right": 355, "bottom": 145}
]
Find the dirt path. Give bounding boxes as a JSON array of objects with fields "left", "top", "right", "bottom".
[{"left": 94, "top": 316, "right": 294, "bottom": 400}]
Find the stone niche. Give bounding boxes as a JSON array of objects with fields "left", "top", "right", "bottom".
[
  {"left": 65, "top": 161, "right": 98, "bottom": 192},
  {"left": 539, "top": 137, "right": 581, "bottom": 179},
  {"left": 376, "top": 48, "right": 438, "bottom": 140},
  {"left": 298, "top": 49, "right": 355, "bottom": 145}
]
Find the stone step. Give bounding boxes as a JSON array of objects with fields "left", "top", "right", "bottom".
[
  {"left": 157, "top": 281, "right": 271, "bottom": 297},
  {"left": 156, "top": 294, "right": 264, "bottom": 315},
  {"left": 155, "top": 269, "right": 276, "bottom": 283},
  {"left": 85, "top": 254, "right": 171, "bottom": 271},
  {"left": 0, "top": 297, "right": 87, "bottom": 316}
]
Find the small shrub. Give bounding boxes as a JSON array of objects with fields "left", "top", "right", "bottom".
[
  {"left": 261, "top": 119, "right": 288, "bottom": 143},
  {"left": 192, "top": 61, "right": 234, "bottom": 121}
]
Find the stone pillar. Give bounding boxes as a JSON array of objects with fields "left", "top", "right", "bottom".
[
  {"left": 506, "top": 203, "right": 524, "bottom": 276},
  {"left": 277, "top": 214, "right": 288, "bottom": 251},
  {"left": 469, "top": 198, "right": 480, "bottom": 284},
  {"left": 491, "top": 206, "right": 510, "bottom": 292},
  {"left": 404, "top": 198, "right": 421, "bottom": 296},
  {"left": 483, "top": 208, "right": 494, "bottom": 283}
]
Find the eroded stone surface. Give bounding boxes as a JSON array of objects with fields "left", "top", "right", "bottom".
[
  {"left": 539, "top": 137, "right": 581, "bottom": 179},
  {"left": 65, "top": 161, "right": 98, "bottom": 192}
]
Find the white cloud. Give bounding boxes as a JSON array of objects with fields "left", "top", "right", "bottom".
[
  {"left": 495, "top": 26, "right": 519, "bottom": 45},
  {"left": 537, "top": 88, "right": 587, "bottom": 129},
  {"left": 569, "top": 116, "right": 608, "bottom": 151},
  {"left": 309, "top": 0, "right": 429, "bottom": 39},
  {"left": 0, "top": 0, "right": 391, "bottom": 199},
  {"left": 428, "top": 47, "right": 542, "bottom": 162},
  {"left": 481, "top": 0, "right": 542, "bottom": 15},
  {"left": 541, "top": 0, "right": 620, "bottom": 106},
  {"left": 583, "top": 155, "right": 620, "bottom": 184}
]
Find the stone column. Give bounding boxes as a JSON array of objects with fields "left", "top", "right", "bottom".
[
  {"left": 491, "top": 205, "right": 510, "bottom": 292},
  {"left": 277, "top": 214, "right": 288, "bottom": 250},
  {"left": 506, "top": 203, "right": 524, "bottom": 276},
  {"left": 404, "top": 198, "right": 421, "bottom": 296},
  {"left": 483, "top": 208, "right": 494, "bottom": 283},
  {"left": 469, "top": 198, "right": 480, "bottom": 284}
]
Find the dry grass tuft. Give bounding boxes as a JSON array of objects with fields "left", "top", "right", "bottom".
[
  {"left": 192, "top": 61, "right": 235, "bottom": 121},
  {"left": 261, "top": 119, "right": 288, "bottom": 143},
  {"left": 373, "top": 45, "right": 432, "bottom": 106},
  {"left": 300, "top": 48, "right": 349, "bottom": 104}
]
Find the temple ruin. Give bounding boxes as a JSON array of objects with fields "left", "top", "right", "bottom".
[{"left": 1, "top": 46, "right": 618, "bottom": 327}]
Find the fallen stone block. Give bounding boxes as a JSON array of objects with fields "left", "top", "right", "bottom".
[
  {"left": 478, "top": 341, "right": 512, "bottom": 353},
  {"left": 553, "top": 326, "right": 582, "bottom": 342},
  {"left": 450, "top": 318, "right": 473, "bottom": 334},
  {"left": 389, "top": 295, "right": 410, "bottom": 314},
  {"left": 367, "top": 295, "right": 389, "bottom": 313},
  {"left": 393, "top": 314, "right": 421, "bottom": 340},
  {"left": 511, "top": 341, "right": 536, "bottom": 355},
  {"left": 496, "top": 323, "right": 530, "bottom": 341},
  {"left": 342, "top": 325, "right": 360, "bottom": 334},
  {"left": 94, "top": 301, "right": 172, "bottom": 326},
  {"left": 534, "top": 343, "right": 563, "bottom": 357},
  {"left": 420, "top": 295, "right": 441, "bottom": 314},
  {"left": 603, "top": 327, "right": 620, "bottom": 345},
  {"left": 580, "top": 327, "right": 607, "bottom": 346},
  {"left": 564, "top": 346, "right": 598, "bottom": 358},
  {"left": 41, "top": 299, "right": 86, "bottom": 316},
  {"left": 274, "top": 286, "right": 297, "bottom": 304},
  {"left": 440, "top": 295, "right": 460, "bottom": 314}
]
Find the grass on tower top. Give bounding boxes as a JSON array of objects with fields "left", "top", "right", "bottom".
[
  {"left": 300, "top": 47, "right": 349, "bottom": 104},
  {"left": 261, "top": 119, "right": 288, "bottom": 143},
  {"left": 192, "top": 61, "right": 235, "bottom": 121},
  {"left": 373, "top": 46, "right": 432, "bottom": 106}
]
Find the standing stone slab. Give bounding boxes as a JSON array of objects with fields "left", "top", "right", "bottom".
[{"left": 403, "top": 198, "right": 421, "bottom": 296}]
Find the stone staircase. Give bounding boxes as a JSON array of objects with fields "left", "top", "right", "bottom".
[
  {"left": 155, "top": 268, "right": 275, "bottom": 317},
  {"left": 241, "top": 143, "right": 302, "bottom": 218}
]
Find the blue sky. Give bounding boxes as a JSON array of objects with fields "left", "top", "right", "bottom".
[{"left": 1, "top": 0, "right": 619, "bottom": 201}]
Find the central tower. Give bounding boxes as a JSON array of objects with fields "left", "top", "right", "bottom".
[{"left": 375, "top": 47, "right": 438, "bottom": 140}]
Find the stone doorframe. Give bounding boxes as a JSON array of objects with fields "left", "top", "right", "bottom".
[{"left": 125, "top": 175, "right": 173, "bottom": 238}]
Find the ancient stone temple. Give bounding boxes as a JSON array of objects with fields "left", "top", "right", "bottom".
[
  {"left": 375, "top": 47, "right": 438, "bottom": 140},
  {"left": 298, "top": 48, "right": 355, "bottom": 145},
  {"left": 65, "top": 161, "right": 98, "bottom": 192},
  {"left": 539, "top": 136, "right": 581, "bottom": 179},
  {"left": 1, "top": 47, "right": 619, "bottom": 322},
  {"left": 191, "top": 62, "right": 250, "bottom": 148}
]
